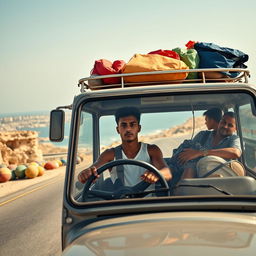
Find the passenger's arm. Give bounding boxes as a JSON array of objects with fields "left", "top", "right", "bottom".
[
  {"left": 203, "top": 147, "right": 241, "bottom": 159},
  {"left": 178, "top": 147, "right": 241, "bottom": 165},
  {"left": 204, "top": 135, "right": 242, "bottom": 159},
  {"left": 177, "top": 131, "right": 209, "bottom": 164},
  {"left": 178, "top": 148, "right": 201, "bottom": 164}
]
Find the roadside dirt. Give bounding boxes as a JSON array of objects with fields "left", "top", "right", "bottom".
[{"left": 0, "top": 166, "right": 66, "bottom": 199}]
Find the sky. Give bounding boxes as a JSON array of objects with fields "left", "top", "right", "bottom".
[{"left": 1, "top": 0, "right": 256, "bottom": 114}]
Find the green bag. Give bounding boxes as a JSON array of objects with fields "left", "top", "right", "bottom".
[{"left": 172, "top": 47, "right": 199, "bottom": 79}]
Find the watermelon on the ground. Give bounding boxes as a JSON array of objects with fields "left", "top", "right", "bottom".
[
  {"left": 15, "top": 165, "right": 27, "bottom": 179},
  {"left": 44, "top": 161, "right": 56, "bottom": 170},
  {"left": 56, "top": 160, "right": 63, "bottom": 167},
  {"left": 51, "top": 160, "right": 60, "bottom": 168},
  {"left": 37, "top": 166, "right": 45, "bottom": 176},
  {"left": 0, "top": 167, "right": 12, "bottom": 182},
  {"left": 60, "top": 159, "right": 67, "bottom": 166},
  {"left": 10, "top": 170, "right": 16, "bottom": 180},
  {"left": 25, "top": 165, "right": 39, "bottom": 179}
]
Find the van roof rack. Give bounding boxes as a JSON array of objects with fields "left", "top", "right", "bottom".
[{"left": 78, "top": 68, "right": 250, "bottom": 93}]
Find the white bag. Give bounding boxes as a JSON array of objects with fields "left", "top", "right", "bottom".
[{"left": 196, "top": 156, "right": 245, "bottom": 178}]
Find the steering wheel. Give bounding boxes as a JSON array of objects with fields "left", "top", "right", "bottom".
[{"left": 81, "top": 159, "right": 170, "bottom": 201}]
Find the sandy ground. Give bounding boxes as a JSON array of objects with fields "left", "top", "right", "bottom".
[{"left": 150, "top": 134, "right": 191, "bottom": 156}]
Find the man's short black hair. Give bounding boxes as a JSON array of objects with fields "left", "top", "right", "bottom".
[
  {"left": 115, "top": 107, "right": 141, "bottom": 124},
  {"left": 203, "top": 108, "right": 223, "bottom": 123}
]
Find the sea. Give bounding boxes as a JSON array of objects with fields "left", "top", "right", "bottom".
[
  {"left": 0, "top": 110, "right": 69, "bottom": 148},
  {"left": 0, "top": 110, "right": 204, "bottom": 148}
]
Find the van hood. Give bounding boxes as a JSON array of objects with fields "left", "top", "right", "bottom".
[{"left": 62, "top": 211, "right": 256, "bottom": 255}]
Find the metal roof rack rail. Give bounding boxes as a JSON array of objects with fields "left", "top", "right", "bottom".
[{"left": 78, "top": 68, "right": 250, "bottom": 93}]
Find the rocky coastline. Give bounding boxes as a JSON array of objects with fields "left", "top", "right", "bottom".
[
  {"left": 0, "top": 113, "right": 71, "bottom": 132},
  {"left": 0, "top": 115, "right": 50, "bottom": 131}
]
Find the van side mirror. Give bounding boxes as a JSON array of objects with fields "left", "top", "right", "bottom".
[{"left": 49, "top": 109, "right": 65, "bottom": 142}]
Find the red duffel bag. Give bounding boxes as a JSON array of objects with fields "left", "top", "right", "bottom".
[
  {"left": 92, "top": 59, "right": 126, "bottom": 84},
  {"left": 148, "top": 49, "right": 180, "bottom": 60}
]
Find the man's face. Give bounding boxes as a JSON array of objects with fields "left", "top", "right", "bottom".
[
  {"left": 218, "top": 115, "right": 236, "bottom": 137},
  {"left": 205, "top": 116, "right": 215, "bottom": 130},
  {"left": 116, "top": 115, "right": 141, "bottom": 142}
]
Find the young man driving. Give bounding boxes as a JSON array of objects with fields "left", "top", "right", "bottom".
[{"left": 78, "top": 107, "right": 172, "bottom": 185}]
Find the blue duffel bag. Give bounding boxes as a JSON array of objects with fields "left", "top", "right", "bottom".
[{"left": 194, "top": 42, "right": 249, "bottom": 78}]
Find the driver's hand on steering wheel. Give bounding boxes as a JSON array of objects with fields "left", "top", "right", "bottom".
[
  {"left": 141, "top": 171, "right": 159, "bottom": 184},
  {"left": 78, "top": 166, "right": 100, "bottom": 184}
]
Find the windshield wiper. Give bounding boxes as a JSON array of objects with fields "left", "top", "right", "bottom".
[{"left": 175, "top": 184, "right": 232, "bottom": 195}]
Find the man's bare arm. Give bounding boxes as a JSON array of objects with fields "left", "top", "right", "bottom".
[
  {"left": 205, "top": 147, "right": 241, "bottom": 159},
  {"left": 178, "top": 147, "right": 241, "bottom": 165},
  {"left": 78, "top": 149, "right": 114, "bottom": 184},
  {"left": 142, "top": 144, "right": 172, "bottom": 183}
]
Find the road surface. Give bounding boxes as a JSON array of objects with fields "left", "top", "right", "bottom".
[{"left": 0, "top": 174, "right": 65, "bottom": 256}]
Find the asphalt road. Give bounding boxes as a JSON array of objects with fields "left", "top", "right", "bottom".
[{"left": 0, "top": 175, "right": 65, "bottom": 256}]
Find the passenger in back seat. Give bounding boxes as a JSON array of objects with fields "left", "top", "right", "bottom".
[
  {"left": 178, "top": 111, "right": 242, "bottom": 179},
  {"left": 168, "top": 108, "right": 222, "bottom": 184},
  {"left": 203, "top": 108, "right": 222, "bottom": 131}
]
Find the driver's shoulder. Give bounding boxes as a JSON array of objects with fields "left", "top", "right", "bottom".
[
  {"left": 100, "top": 148, "right": 115, "bottom": 161},
  {"left": 146, "top": 143, "right": 161, "bottom": 153}
]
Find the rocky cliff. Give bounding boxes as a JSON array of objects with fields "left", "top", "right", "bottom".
[{"left": 0, "top": 131, "right": 43, "bottom": 165}]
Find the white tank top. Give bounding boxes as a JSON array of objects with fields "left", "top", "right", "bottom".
[{"left": 111, "top": 142, "right": 151, "bottom": 186}]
